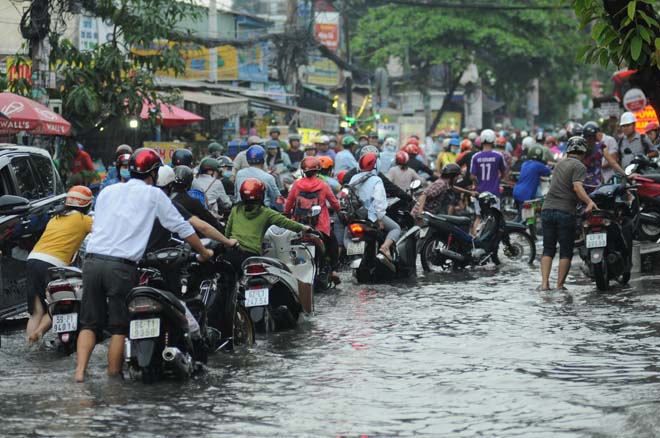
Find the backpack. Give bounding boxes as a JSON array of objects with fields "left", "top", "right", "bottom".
[
  {"left": 187, "top": 188, "right": 207, "bottom": 207},
  {"left": 292, "top": 190, "right": 322, "bottom": 226},
  {"left": 338, "top": 174, "right": 373, "bottom": 225}
]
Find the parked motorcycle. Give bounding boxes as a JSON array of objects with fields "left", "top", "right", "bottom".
[
  {"left": 419, "top": 195, "right": 536, "bottom": 272},
  {"left": 625, "top": 158, "right": 660, "bottom": 241},
  {"left": 240, "top": 211, "right": 319, "bottom": 332},
  {"left": 578, "top": 180, "right": 638, "bottom": 291},
  {"left": 45, "top": 266, "right": 83, "bottom": 355}
]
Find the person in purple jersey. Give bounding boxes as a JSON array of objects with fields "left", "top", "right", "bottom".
[{"left": 470, "top": 128, "right": 506, "bottom": 235}]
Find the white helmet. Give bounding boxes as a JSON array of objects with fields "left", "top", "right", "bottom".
[
  {"left": 480, "top": 129, "right": 496, "bottom": 144},
  {"left": 521, "top": 130, "right": 529, "bottom": 138},
  {"left": 320, "top": 135, "right": 330, "bottom": 143},
  {"left": 157, "top": 165, "right": 176, "bottom": 187},
  {"left": 468, "top": 131, "right": 478, "bottom": 141},
  {"left": 383, "top": 137, "right": 397, "bottom": 151},
  {"left": 620, "top": 111, "right": 636, "bottom": 126},
  {"left": 522, "top": 136, "right": 536, "bottom": 150}
]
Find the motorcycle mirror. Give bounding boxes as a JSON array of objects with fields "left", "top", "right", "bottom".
[
  {"left": 624, "top": 163, "right": 637, "bottom": 176},
  {"left": 310, "top": 205, "right": 322, "bottom": 216},
  {"left": 409, "top": 180, "right": 422, "bottom": 190}
]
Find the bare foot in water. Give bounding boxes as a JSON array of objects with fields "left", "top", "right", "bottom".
[
  {"left": 74, "top": 368, "right": 86, "bottom": 383},
  {"left": 27, "top": 332, "right": 41, "bottom": 344}
]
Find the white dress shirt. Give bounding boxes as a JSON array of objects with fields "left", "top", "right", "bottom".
[{"left": 86, "top": 178, "right": 195, "bottom": 262}]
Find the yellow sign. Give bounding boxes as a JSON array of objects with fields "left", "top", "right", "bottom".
[
  {"left": 298, "top": 128, "right": 322, "bottom": 145},
  {"left": 144, "top": 141, "right": 186, "bottom": 164},
  {"left": 434, "top": 111, "right": 462, "bottom": 134},
  {"left": 634, "top": 105, "right": 658, "bottom": 134}
]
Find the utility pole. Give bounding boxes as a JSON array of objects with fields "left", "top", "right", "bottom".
[
  {"left": 28, "top": 0, "right": 51, "bottom": 107},
  {"left": 208, "top": 0, "right": 218, "bottom": 83},
  {"left": 286, "top": 0, "right": 298, "bottom": 106},
  {"left": 341, "top": 1, "right": 352, "bottom": 117}
]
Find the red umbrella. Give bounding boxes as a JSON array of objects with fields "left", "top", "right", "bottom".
[
  {"left": 140, "top": 100, "right": 204, "bottom": 128},
  {"left": 0, "top": 92, "right": 71, "bottom": 136}
]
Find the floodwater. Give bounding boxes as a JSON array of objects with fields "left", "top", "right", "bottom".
[{"left": 2, "top": 261, "right": 660, "bottom": 437}]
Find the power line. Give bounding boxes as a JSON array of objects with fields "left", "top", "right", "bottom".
[{"left": 366, "top": 0, "right": 571, "bottom": 10}]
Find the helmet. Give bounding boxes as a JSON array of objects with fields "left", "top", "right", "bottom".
[
  {"left": 468, "top": 132, "right": 478, "bottom": 141},
  {"left": 403, "top": 143, "right": 420, "bottom": 155},
  {"left": 304, "top": 144, "right": 317, "bottom": 151},
  {"left": 359, "top": 152, "right": 378, "bottom": 171},
  {"left": 65, "top": 185, "right": 93, "bottom": 208},
  {"left": 199, "top": 157, "right": 220, "bottom": 172},
  {"left": 359, "top": 145, "right": 380, "bottom": 158},
  {"left": 311, "top": 136, "right": 323, "bottom": 144},
  {"left": 358, "top": 134, "right": 369, "bottom": 141},
  {"left": 289, "top": 134, "right": 301, "bottom": 142},
  {"left": 522, "top": 136, "right": 536, "bottom": 150},
  {"left": 318, "top": 156, "right": 334, "bottom": 170},
  {"left": 620, "top": 111, "right": 636, "bottom": 126},
  {"left": 478, "top": 191, "right": 498, "bottom": 210},
  {"left": 246, "top": 145, "right": 266, "bottom": 164},
  {"left": 157, "top": 165, "right": 176, "bottom": 188},
  {"left": 369, "top": 131, "right": 378, "bottom": 138},
  {"left": 266, "top": 140, "right": 280, "bottom": 149},
  {"left": 545, "top": 136, "right": 557, "bottom": 146},
  {"left": 336, "top": 170, "right": 348, "bottom": 185},
  {"left": 480, "top": 129, "right": 496, "bottom": 144},
  {"left": 566, "top": 136, "right": 588, "bottom": 154},
  {"left": 496, "top": 136, "right": 507, "bottom": 146},
  {"left": 406, "top": 137, "right": 419, "bottom": 146},
  {"left": 395, "top": 150, "right": 409, "bottom": 165},
  {"left": 247, "top": 135, "right": 262, "bottom": 145},
  {"left": 645, "top": 121, "right": 659, "bottom": 134},
  {"left": 343, "top": 135, "right": 357, "bottom": 147},
  {"left": 217, "top": 156, "right": 234, "bottom": 168},
  {"left": 301, "top": 156, "right": 321, "bottom": 174},
  {"left": 582, "top": 121, "right": 600, "bottom": 137},
  {"left": 383, "top": 137, "right": 397, "bottom": 151},
  {"left": 208, "top": 142, "right": 223, "bottom": 155},
  {"left": 460, "top": 139, "right": 472, "bottom": 151},
  {"left": 569, "top": 122, "right": 583, "bottom": 136},
  {"left": 129, "top": 148, "right": 162, "bottom": 175},
  {"left": 116, "top": 153, "right": 131, "bottom": 168},
  {"left": 449, "top": 137, "right": 461, "bottom": 147},
  {"left": 240, "top": 178, "right": 265, "bottom": 203},
  {"left": 528, "top": 145, "right": 545, "bottom": 161},
  {"left": 173, "top": 165, "right": 194, "bottom": 189},
  {"left": 320, "top": 135, "right": 330, "bottom": 143},
  {"left": 441, "top": 163, "right": 461, "bottom": 178},
  {"left": 116, "top": 144, "right": 133, "bottom": 157},
  {"left": 521, "top": 130, "right": 529, "bottom": 138},
  {"left": 171, "top": 149, "right": 193, "bottom": 167},
  {"left": 269, "top": 127, "right": 280, "bottom": 135}
]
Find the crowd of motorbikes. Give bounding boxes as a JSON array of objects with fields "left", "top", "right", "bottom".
[{"left": 38, "top": 152, "right": 660, "bottom": 383}]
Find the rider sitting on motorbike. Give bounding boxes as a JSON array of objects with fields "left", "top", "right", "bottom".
[
  {"left": 285, "top": 157, "right": 342, "bottom": 284},
  {"left": 226, "top": 178, "right": 311, "bottom": 272},
  {"left": 171, "top": 166, "right": 225, "bottom": 230},
  {"left": 348, "top": 153, "right": 401, "bottom": 261},
  {"left": 235, "top": 146, "right": 282, "bottom": 210},
  {"left": 317, "top": 156, "right": 341, "bottom": 193},
  {"left": 25, "top": 186, "right": 94, "bottom": 343},
  {"left": 387, "top": 150, "right": 422, "bottom": 192},
  {"left": 412, "top": 163, "right": 465, "bottom": 218},
  {"left": 100, "top": 144, "right": 132, "bottom": 191},
  {"left": 512, "top": 145, "right": 552, "bottom": 221}
]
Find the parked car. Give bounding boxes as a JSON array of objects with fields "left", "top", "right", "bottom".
[{"left": 0, "top": 144, "right": 66, "bottom": 320}]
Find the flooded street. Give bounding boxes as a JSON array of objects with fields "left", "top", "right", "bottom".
[{"left": 3, "top": 262, "right": 660, "bottom": 437}]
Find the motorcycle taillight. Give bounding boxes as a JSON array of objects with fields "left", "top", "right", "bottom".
[
  {"left": 47, "top": 283, "right": 73, "bottom": 293},
  {"left": 128, "top": 297, "right": 162, "bottom": 314},
  {"left": 245, "top": 264, "right": 267, "bottom": 275},
  {"left": 588, "top": 216, "right": 603, "bottom": 225},
  {"left": 349, "top": 223, "right": 365, "bottom": 239},
  {"left": 522, "top": 201, "right": 532, "bottom": 209}
]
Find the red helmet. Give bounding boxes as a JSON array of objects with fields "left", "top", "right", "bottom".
[
  {"left": 240, "top": 178, "right": 266, "bottom": 202},
  {"left": 301, "top": 156, "right": 321, "bottom": 174},
  {"left": 645, "top": 121, "right": 659, "bottom": 134},
  {"left": 116, "top": 153, "right": 131, "bottom": 167},
  {"left": 395, "top": 150, "right": 409, "bottom": 165},
  {"left": 359, "top": 152, "right": 378, "bottom": 171},
  {"left": 403, "top": 143, "right": 420, "bottom": 155},
  {"left": 496, "top": 136, "right": 507, "bottom": 146},
  {"left": 460, "top": 139, "right": 472, "bottom": 151},
  {"left": 545, "top": 135, "right": 558, "bottom": 146},
  {"left": 406, "top": 137, "right": 419, "bottom": 146},
  {"left": 65, "top": 185, "right": 93, "bottom": 208},
  {"left": 336, "top": 170, "right": 348, "bottom": 185},
  {"left": 129, "top": 148, "right": 162, "bottom": 175}
]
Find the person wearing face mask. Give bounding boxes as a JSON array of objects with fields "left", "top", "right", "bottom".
[
  {"left": 100, "top": 145, "right": 133, "bottom": 191},
  {"left": 436, "top": 137, "right": 460, "bottom": 171},
  {"left": 217, "top": 156, "right": 235, "bottom": 196}
]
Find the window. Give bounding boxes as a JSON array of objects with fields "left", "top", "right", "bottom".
[
  {"left": 10, "top": 157, "right": 39, "bottom": 200},
  {"left": 31, "top": 155, "right": 62, "bottom": 197},
  {"left": 0, "top": 167, "right": 13, "bottom": 197}
]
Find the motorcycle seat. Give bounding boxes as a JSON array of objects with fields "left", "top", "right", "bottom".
[
  {"left": 129, "top": 286, "right": 187, "bottom": 316},
  {"left": 639, "top": 173, "right": 660, "bottom": 183},
  {"left": 425, "top": 212, "right": 472, "bottom": 227},
  {"left": 245, "top": 256, "right": 292, "bottom": 274},
  {"left": 48, "top": 266, "right": 82, "bottom": 279}
]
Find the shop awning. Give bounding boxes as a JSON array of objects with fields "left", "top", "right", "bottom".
[
  {"left": 140, "top": 99, "right": 204, "bottom": 128},
  {"left": 182, "top": 91, "right": 249, "bottom": 120}
]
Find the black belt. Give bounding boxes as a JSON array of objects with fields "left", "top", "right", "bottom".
[{"left": 86, "top": 253, "right": 137, "bottom": 267}]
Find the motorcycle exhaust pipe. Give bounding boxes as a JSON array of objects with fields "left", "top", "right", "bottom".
[
  {"left": 438, "top": 247, "right": 466, "bottom": 262},
  {"left": 162, "top": 347, "right": 192, "bottom": 374}
]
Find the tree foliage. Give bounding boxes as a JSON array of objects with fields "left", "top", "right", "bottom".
[{"left": 352, "top": 1, "right": 585, "bottom": 128}]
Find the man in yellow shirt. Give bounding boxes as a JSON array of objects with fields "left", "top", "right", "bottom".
[
  {"left": 26, "top": 186, "right": 94, "bottom": 343},
  {"left": 436, "top": 137, "right": 460, "bottom": 172}
]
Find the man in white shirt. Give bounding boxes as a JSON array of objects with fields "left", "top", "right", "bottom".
[
  {"left": 74, "top": 148, "right": 213, "bottom": 383},
  {"left": 233, "top": 136, "right": 262, "bottom": 176},
  {"left": 192, "top": 157, "right": 232, "bottom": 213}
]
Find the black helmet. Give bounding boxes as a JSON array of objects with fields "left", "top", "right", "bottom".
[
  {"left": 441, "top": 163, "right": 461, "bottom": 178},
  {"left": 171, "top": 149, "right": 193, "bottom": 167},
  {"left": 566, "top": 136, "right": 588, "bottom": 154},
  {"left": 173, "top": 165, "right": 194, "bottom": 190},
  {"left": 567, "top": 121, "right": 583, "bottom": 137},
  {"left": 478, "top": 192, "right": 498, "bottom": 210},
  {"left": 582, "top": 121, "right": 600, "bottom": 137},
  {"left": 217, "top": 156, "right": 234, "bottom": 168}
]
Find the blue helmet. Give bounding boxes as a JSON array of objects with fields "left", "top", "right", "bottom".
[
  {"left": 449, "top": 137, "right": 461, "bottom": 146},
  {"left": 246, "top": 145, "right": 265, "bottom": 164}
]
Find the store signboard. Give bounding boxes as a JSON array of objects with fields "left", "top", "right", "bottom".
[{"left": 144, "top": 141, "right": 186, "bottom": 164}]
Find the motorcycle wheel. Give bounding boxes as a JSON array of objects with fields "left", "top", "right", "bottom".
[
  {"left": 617, "top": 272, "right": 631, "bottom": 286},
  {"left": 233, "top": 305, "right": 255, "bottom": 348},
  {"left": 420, "top": 236, "right": 454, "bottom": 272},
  {"left": 593, "top": 259, "right": 609, "bottom": 291},
  {"left": 498, "top": 230, "right": 536, "bottom": 265},
  {"left": 638, "top": 211, "right": 660, "bottom": 241}
]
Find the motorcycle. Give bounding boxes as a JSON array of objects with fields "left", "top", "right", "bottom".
[
  {"left": 624, "top": 158, "right": 660, "bottom": 241},
  {"left": 578, "top": 180, "right": 638, "bottom": 291},
  {"left": 419, "top": 199, "right": 536, "bottom": 272},
  {"left": 520, "top": 197, "right": 543, "bottom": 241},
  {"left": 45, "top": 266, "right": 83, "bottom": 355},
  {"left": 240, "top": 209, "right": 319, "bottom": 332},
  {"left": 125, "top": 245, "right": 215, "bottom": 382}
]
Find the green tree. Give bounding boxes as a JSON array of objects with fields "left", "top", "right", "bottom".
[
  {"left": 571, "top": 0, "right": 660, "bottom": 114},
  {"left": 352, "top": 2, "right": 584, "bottom": 131}
]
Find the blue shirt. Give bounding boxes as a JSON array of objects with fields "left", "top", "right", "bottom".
[
  {"left": 335, "top": 149, "right": 358, "bottom": 172},
  {"left": 349, "top": 171, "right": 387, "bottom": 221},
  {"left": 317, "top": 150, "right": 336, "bottom": 160},
  {"left": 235, "top": 166, "right": 281, "bottom": 208},
  {"left": 513, "top": 160, "right": 552, "bottom": 202},
  {"left": 379, "top": 151, "right": 396, "bottom": 174}
]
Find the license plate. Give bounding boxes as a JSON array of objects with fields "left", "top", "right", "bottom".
[
  {"left": 522, "top": 207, "right": 535, "bottom": 220},
  {"left": 129, "top": 318, "right": 161, "bottom": 340},
  {"left": 52, "top": 313, "right": 77, "bottom": 333},
  {"left": 245, "top": 288, "right": 269, "bottom": 307},
  {"left": 586, "top": 233, "right": 607, "bottom": 248},
  {"left": 346, "top": 240, "right": 365, "bottom": 256},
  {"left": 420, "top": 227, "right": 429, "bottom": 238}
]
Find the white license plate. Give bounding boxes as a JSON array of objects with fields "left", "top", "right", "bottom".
[
  {"left": 420, "top": 227, "right": 429, "bottom": 238},
  {"left": 586, "top": 233, "right": 607, "bottom": 249},
  {"left": 245, "top": 288, "right": 269, "bottom": 307},
  {"left": 52, "top": 313, "right": 77, "bottom": 333},
  {"left": 346, "top": 241, "right": 365, "bottom": 256},
  {"left": 129, "top": 318, "right": 161, "bottom": 340},
  {"left": 522, "top": 207, "right": 535, "bottom": 220}
]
